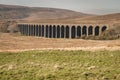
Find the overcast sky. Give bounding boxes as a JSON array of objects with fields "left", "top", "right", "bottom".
[{"left": 0, "top": 0, "right": 120, "bottom": 14}]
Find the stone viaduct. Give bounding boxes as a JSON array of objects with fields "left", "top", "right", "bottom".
[{"left": 17, "top": 23, "right": 108, "bottom": 39}]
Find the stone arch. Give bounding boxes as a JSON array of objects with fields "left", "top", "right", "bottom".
[
  {"left": 46, "top": 25, "right": 49, "bottom": 38},
  {"left": 53, "top": 25, "right": 56, "bottom": 38},
  {"left": 95, "top": 26, "right": 99, "bottom": 36},
  {"left": 77, "top": 26, "right": 81, "bottom": 38},
  {"left": 61, "top": 25, "right": 65, "bottom": 38},
  {"left": 82, "top": 26, "right": 87, "bottom": 36},
  {"left": 65, "top": 25, "right": 69, "bottom": 38},
  {"left": 49, "top": 25, "right": 52, "bottom": 38},
  {"left": 57, "top": 25, "right": 60, "bottom": 38},
  {"left": 88, "top": 26, "right": 93, "bottom": 35},
  {"left": 102, "top": 26, "right": 107, "bottom": 32},
  {"left": 71, "top": 25, "right": 76, "bottom": 38}
]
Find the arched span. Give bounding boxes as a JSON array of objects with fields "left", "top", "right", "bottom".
[
  {"left": 82, "top": 26, "right": 87, "bottom": 36},
  {"left": 57, "top": 25, "right": 60, "bottom": 38},
  {"left": 95, "top": 26, "right": 99, "bottom": 36},
  {"left": 88, "top": 26, "right": 93, "bottom": 35},
  {"left": 65, "top": 25, "right": 69, "bottom": 38},
  {"left": 61, "top": 25, "right": 65, "bottom": 38},
  {"left": 71, "top": 26, "right": 76, "bottom": 38},
  {"left": 53, "top": 25, "right": 56, "bottom": 38},
  {"left": 102, "top": 26, "right": 107, "bottom": 32},
  {"left": 77, "top": 26, "right": 81, "bottom": 38}
]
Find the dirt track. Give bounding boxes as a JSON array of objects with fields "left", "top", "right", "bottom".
[{"left": 0, "top": 33, "right": 120, "bottom": 52}]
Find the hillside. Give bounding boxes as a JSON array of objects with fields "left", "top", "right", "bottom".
[
  {"left": 0, "top": 4, "right": 90, "bottom": 20},
  {"left": 81, "top": 13, "right": 120, "bottom": 21},
  {"left": 0, "top": 4, "right": 120, "bottom": 37}
]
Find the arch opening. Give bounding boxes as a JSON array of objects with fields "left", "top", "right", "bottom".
[
  {"left": 31, "top": 25, "right": 34, "bottom": 36},
  {"left": 23, "top": 25, "right": 27, "bottom": 35},
  {"left": 65, "top": 25, "right": 69, "bottom": 38},
  {"left": 33, "top": 25, "right": 36, "bottom": 36},
  {"left": 61, "top": 25, "right": 65, "bottom": 38},
  {"left": 22, "top": 25, "right": 25, "bottom": 35},
  {"left": 25, "top": 25, "right": 28, "bottom": 36},
  {"left": 57, "top": 25, "right": 60, "bottom": 38},
  {"left": 36, "top": 25, "right": 39, "bottom": 36},
  {"left": 82, "top": 26, "right": 87, "bottom": 36},
  {"left": 28, "top": 25, "right": 31, "bottom": 36},
  {"left": 88, "top": 26, "right": 93, "bottom": 35},
  {"left": 71, "top": 26, "right": 76, "bottom": 38},
  {"left": 49, "top": 25, "right": 52, "bottom": 38},
  {"left": 77, "top": 26, "right": 81, "bottom": 38},
  {"left": 38, "top": 25, "right": 41, "bottom": 36},
  {"left": 46, "top": 25, "right": 49, "bottom": 38},
  {"left": 102, "top": 26, "right": 107, "bottom": 32},
  {"left": 53, "top": 25, "right": 56, "bottom": 38},
  {"left": 41, "top": 25, "right": 44, "bottom": 37},
  {"left": 95, "top": 26, "right": 99, "bottom": 36}
]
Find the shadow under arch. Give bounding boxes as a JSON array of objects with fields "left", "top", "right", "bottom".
[
  {"left": 53, "top": 25, "right": 56, "bottom": 38},
  {"left": 77, "top": 26, "right": 81, "bottom": 38},
  {"left": 35, "top": 25, "right": 39, "bottom": 36},
  {"left": 61, "top": 25, "right": 65, "bottom": 38},
  {"left": 41, "top": 25, "right": 44, "bottom": 37},
  {"left": 82, "top": 26, "right": 87, "bottom": 36},
  {"left": 88, "top": 26, "right": 93, "bottom": 35},
  {"left": 28, "top": 24, "right": 31, "bottom": 36},
  {"left": 45, "top": 25, "right": 49, "bottom": 38},
  {"left": 71, "top": 25, "right": 76, "bottom": 38},
  {"left": 102, "top": 26, "right": 107, "bottom": 32},
  {"left": 33, "top": 25, "right": 36, "bottom": 36},
  {"left": 30, "top": 25, "right": 34, "bottom": 36},
  {"left": 23, "top": 24, "right": 27, "bottom": 35},
  {"left": 95, "top": 26, "right": 99, "bottom": 36},
  {"left": 21, "top": 24, "right": 25, "bottom": 35},
  {"left": 49, "top": 25, "right": 52, "bottom": 38},
  {"left": 38, "top": 25, "right": 41, "bottom": 37},
  {"left": 65, "top": 25, "right": 69, "bottom": 38},
  {"left": 57, "top": 25, "right": 60, "bottom": 38}
]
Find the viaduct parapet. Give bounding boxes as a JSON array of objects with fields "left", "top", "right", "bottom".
[{"left": 17, "top": 23, "right": 109, "bottom": 39}]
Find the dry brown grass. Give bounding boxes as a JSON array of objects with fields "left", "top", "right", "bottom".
[{"left": 0, "top": 33, "right": 120, "bottom": 52}]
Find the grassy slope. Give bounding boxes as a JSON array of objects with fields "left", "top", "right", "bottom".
[{"left": 0, "top": 50, "right": 120, "bottom": 80}]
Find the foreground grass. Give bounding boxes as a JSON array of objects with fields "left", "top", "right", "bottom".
[{"left": 0, "top": 50, "right": 120, "bottom": 80}]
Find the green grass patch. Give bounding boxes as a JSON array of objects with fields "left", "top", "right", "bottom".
[{"left": 0, "top": 50, "right": 120, "bottom": 80}]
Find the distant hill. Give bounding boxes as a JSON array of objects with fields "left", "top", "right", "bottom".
[
  {"left": 0, "top": 4, "right": 91, "bottom": 20},
  {"left": 82, "top": 13, "right": 120, "bottom": 21}
]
